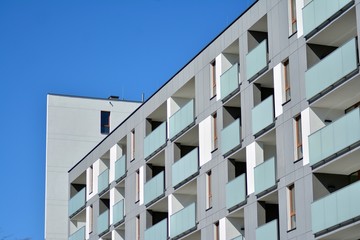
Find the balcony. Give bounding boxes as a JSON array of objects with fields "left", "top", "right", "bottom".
[
  {"left": 69, "top": 188, "right": 86, "bottom": 217},
  {"left": 144, "top": 171, "right": 165, "bottom": 206},
  {"left": 172, "top": 148, "right": 199, "bottom": 188},
  {"left": 98, "top": 169, "right": 109, "bottom": 194},
  {"left": 113, "top": 199, "right": 124, "bottom": 225},
  {"left": 303, "top": 0, "right": 353, "bottom": 37},
  {"left": 221, "top": 119, "right": 241, "bottom": 156},
  {"left": 69, "top": 226, "right": 85, "bottom": 240},
  {"left": 305, "top": 38, "right": 358, "bottom": 101},
  {"left": 144, "top": 121, "right": 167, "bottom": 160},
  {"left": 254, "top": 157, "right": 276, "bottom": 195},
  {"left": 252, "top": 96, "right": 274, "bottom": 136},
  {"left": 115, "top": 155, "right": 126, "bottom": 181},
  {"left": 170, "top": 203, "right": 196, "bottom": 239},
  {"left": 246, "top": 40, "right": 268, "bottom": 81},
  {"left": 312, "top": 180, "right": 360, "bottom": 234},
  {"left": 226, "top": 174, "right": 246, "bottom": 210},
  {"left": 169, "top": 99, "right": 195, "bottom": 140},
  {"left": 256, "top": 219, "right": 278, "bottom": 240},
  {"left": 309, "top": 108, "right": 360, "bottom": 167},
  {"left": 97, "top": 210, "right": 109, "bottom": 235},
  {"left": 220, "top": 63, "right": 239, "bottom": 101},
  {"left": 144, "top": 218, "right": 168, "bottom": 240}
]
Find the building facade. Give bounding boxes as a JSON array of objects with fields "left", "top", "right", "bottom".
[
  {"left": 66, "top": 0, "right": 360, "bottom": 239},
  {"left": 45, "top": 94, "right": 141, "bottom": 240}
]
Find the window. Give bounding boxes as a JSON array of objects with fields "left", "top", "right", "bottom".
[
  {"left": 283, "top": 59, "right": 291, "bottom": 102},
  {"left": 89, "top": 205, "right": 93, "bottom": 233},
  {"left": 214, "top": 222, "right": 220, "bottom": 240},
  {"left": 100, "top": 111, "right": 110, "bottom": 134},
  {"left": 212, "top": 113, "right": 218, "bottom": 150},
  {"left": 287, "top": 184, "right": 296, "bottom": 230},
  {"left": 289, "top": 0, "right": 297, "bottom": 34},
  {"left": 136, "top": 215, "right": 140, "bottom": 240},
  {"left": 135, "top": 170, "right": 140, "bottom": 202},
  {"left": 206, "top": 171, "right": 212, "bottom": 209},
  {"left": 131, "top": 129, "right": 135, "bottom": 160},
  {"left": 294, "top": 115, "right": 303, "bottom": 160},
  {"left": 211, "top": 60, "right": 217, "bottom": 97},
  {"left": 88, "top": 165, "right": 93, "bottom": 195}
]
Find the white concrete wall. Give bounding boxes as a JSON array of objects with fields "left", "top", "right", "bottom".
[
  {"left": 199, "top": 117, "right": 212, "bottom": 166},
  {"left": 273, "top": 63, "right": 284, "bottom": 117}
]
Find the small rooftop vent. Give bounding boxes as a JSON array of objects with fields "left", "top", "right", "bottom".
[{"left": 108, "top": 96, "right": 119, "bottom": 100}]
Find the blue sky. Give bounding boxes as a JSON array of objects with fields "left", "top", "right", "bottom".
[{"left": 0, "top": 1, "right": 253, "bottom": 239}]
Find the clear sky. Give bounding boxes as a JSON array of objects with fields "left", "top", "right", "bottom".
[{"left": 0, "top": 1, "right": 253, "bottom": 239}]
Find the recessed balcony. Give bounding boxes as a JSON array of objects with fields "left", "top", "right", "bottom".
[
  {"left": 256, "top": 219, "right": 278, "bottom": 240},
  {"left": 144, "top": 171, "right": 165, "bottom": 206},
  {"left": 68, "top": 188, "right": 86, "bottom": 217},
  {"left": 169, "top": 99, "right": 195, "bottom": 140},
  {"left": 172, "top": 148, "right": 199, "bottom": 188},
  {"left": 312, "top": 180, "right": 360, "bottom": 236},
  {"left": 98, "top": 169, "right": 109, "bottom": 194},
  {"left": 115, "top": 155, "right": 126, "bottom": 182},
  {"left": 254, "top": 157, "right": 276, "bottom": 196},
  {"left": 246, "top": 39, "right": 268, "bottom": 82},
  {"left": 221, "top": 118, "right": 241, "bottom": 156},
  {"left": 309, "top": 108, "right": 360, "bottom": 168},
  {"left": 226, "top": 173, "right": 246, "bottom": 211},
  {"left": 69, "top": 226, "right": 85, "bottom": 240},
  {"left": 305, "top": 38, "right": 358, "bottom": 102},
  {"left": 144, "top": 218, "right": 168, "bottom": 240},
  {"left": 220, "top": 63, "right": 240, "bottom": 101},
  {"left": 303, "top": 0, "right": 354, "bottom": 37},
  {"left": 252, "top": 96, "right": 274, "bottom": 137},
  {"left": 144, "top": 121, "right": 167, "bottom": 160},
  {"left": 170, "top": 203, "right": 197, "bottom": 239},
  {"left": 97, "top": 209, "right": 109, "bottom": 236},
  {"left": 113, "top": 199, "right": 124, "bottom": 226}
]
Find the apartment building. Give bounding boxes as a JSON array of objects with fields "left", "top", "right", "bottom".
[
  {"left": 45, "top": 94, "right": 141, "bottom": 240},
  {"left": 66, "top": 0, "right": 360, "bottom": 239}
]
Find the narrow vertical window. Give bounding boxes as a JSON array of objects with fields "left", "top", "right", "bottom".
[
  {"left": 100, "top": 111, "right": 110, "bottom": 134},
  {"left": 283, "top": 59, "right": 291, "bottom": 102},
  {"left": 289, "top": 0, "right": 297, "bottom": 34},
  {"left": 206, "top": 171, "right": 212, "bottom": 209},
  {"left": 295, "top": 115, "right": 303, "bottom": 160},
  {"left": 211, "top": 60, "right": 217, "bottom": 97},
  {"left": 214, "top": 222, "right": 220, "bottom": 240},
  {"left": 131, "top": 129, "right": 135, "bottom": 160},
  {"left": 212, "top": 113, "right": 218, "bottom": 150},
  {"left": 88, "top": 165, "right": 93, "bottom": 195},
  {"left": 287, "top": 184, "right": 296, "bottom": 230},
  {"left": 89, "top": 205, "right": 93, "bottom": 234},
  {"left": 135, "top": 170, "right": 140, "bottom": 202},
  {"left": 136, "top": 215, "right": 140, "bottom": 240}
]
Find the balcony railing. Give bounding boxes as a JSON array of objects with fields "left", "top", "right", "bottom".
[
  {"left": 144, "top": 171, "right": 165, "bottom": 206},
  {"left": 246, "top": 39, "right": 268, "bottom": 81},
  {"left": 169, "top": 99, "right": 195, "bottom": 140},
  {"left": 220, "top": 63, "right": 239, "bottom": 101},
  {"left": 226, "top": 173, "right": 246, "bottom": 210},
  {"left": 113, "top": 199, "right": 124, "bottom": 225},
  {"left": 144, "top": 121, "right": 167, "bottom": 160},
  {"left": 256, "top": 219, "right": 278, "bottom": 240},
  {"left": 305, "top": 38, "right": 358, "bottom": 101},
  {"left": 144, "top": 218, "right": 168, "bottom": 240},
  {"left": 312, "top": 180, "right": 360, "bottom": 234},
  {"left": 172, "top": 148, "right": 199, "bottom": 188},
  {"left": 303, "top": 0, "right": 353, "bottom": 37},
  {"left": 97, "top": 210, "right": 109, "bottom": 235},
  {"left": 309, "top": 108, "right": 360, "bottom": 166},
  {"left": 252, "top": 96, "right": 274, "bottom": 136},
  {"left": 230, "top": 235, "right": 244, "bottom": 240},
  {"left": 170, "top": 203, "right": 196, "bottom": 238},
  {"left": 98, "top": 169, "right": 109, "bottom": 194},
  {"left": 254, "top": 157, "right": 276, "bottom": 195},
  {"left": 69, "top": 226, "right": 85, "bottom": 240},
  {"left": 69, "top": 188, "right": 86, "bottom": 217},
  {"left": 115, "top": 155, "right": 126, "bottom": 181},
  {"left": 221, "top": 118, "right": 241, "bottom": 156}
]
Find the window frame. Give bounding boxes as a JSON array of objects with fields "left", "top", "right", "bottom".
[
  {"left": 287, "top": 184, "right": 296, "bottom": 230},
  {"left": 211, "top": 60, "right": 217, "bottom": 97},
  {"left": 100, "top": 111, "right": 111, "bottom": 134},
  {"left": 290, "top": 0, "right": 297, "bottom": 34},
  {"left": 206, "top": 170, "right": 213, "bottom": 209},
  {"left": 212, "top": 113, "right": 218, "bottom": 151},
  {"left": 294, "top": 115, "right": 303, "bottom": 160},
  {"left": 283, "top": 59, "right": 291, "bottom": 103},
  {"left": 131, "top": 129, "right": 135, "bottom": 161}
]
